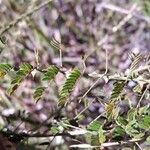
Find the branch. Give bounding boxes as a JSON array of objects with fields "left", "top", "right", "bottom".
[
  {"left": 89, "top": 65, "right": 150, "bottom": 84},
  {"left": 101, "top": 2, "right": 150, "bottom": 23},
  {"left": 70, "top": 131, "right": 149, "bottom": 148},
  {"left": 0, "top": 130, "right": 71, "bottom": 138}
]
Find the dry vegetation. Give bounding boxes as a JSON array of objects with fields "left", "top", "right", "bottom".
[{"left": 0, "top": 0, "right": 150, "bottom": 149}]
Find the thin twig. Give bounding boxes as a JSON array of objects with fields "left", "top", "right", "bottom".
[
  {"left": 135, "top": 142, "right": 143, "bottom": 150},
  {"left": 34, "top": 48, "right": 40, "bottom": 69},
  {"left": 59, "top": 47, "right": 63, "bottom": 67},
  {"left": 79, "top": 49, "right": 108, "bottom": 103},
  {"left": 30, "top": 106, "right": 63, "bottom": 132},
  {"left": 0, "top": 130, "right": 71, "bottom": 138},
  {"left": 136, "top": 84, "right": 149, "bottom": 108},
  {"left": 101, "top": 2, "right": 150, "bottom": 23},
  {"left": 89, "top": 65, "right": 150, "bottom": 85},
  {"left": 70, "top": 138, "right": 145, "bottom": 148},
  {"left": 112, "top": 4, "right": 137, "bottom": 32},
  {"left": 92, "top": 112, "right": 105, "bottom": 122},
  {"left": 84, "top": 35, "right": 108, "bottom": 62},
  {"left": 75, "top": 98, "right": 95, "bottom": 119}
]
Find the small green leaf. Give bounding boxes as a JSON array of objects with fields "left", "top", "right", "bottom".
[
  {"left": 0, "top": 71, "right": 6, "bottom": 78},
  {"left": 127, "top": 108, "right": 137, "bottom": 122},
  {"left": 128, "top": 52, "right": 142, "bottom": 75},
  {"left": 133, "top": 84, "right": 143, "bottom": 94},
  {"left": 33, "top": 87, "right": 45, "bottom": 101},
  {"left": 112, "top": 126, "right": 125, "bottom": 140},
  {"left": 59, "top": 68, "right": 81, "bottom": 106},
  {"left": 138, "top": 115, "right": 150, "bottom": 130},
  {"left": 117, "top": 117, "right": 128, "bottom": 127},
  {"left": 87, "top": 121, "right": 102, "bottom": 131},
  {"left": 50, "top": 126, "right": 59, "bottom": 134},
  {"left": 125, "top": 120, "right": 139, "bottom": 137},
  {"left": 110, "top": 81, "right": 125, "bottom": 101},
  {"left": 139, "top": 106, "right": 150, "bottom": 115},
  {"left": 0, "top": 63, "right": 12, "bottom": 78},
  {"left": 7, "top": 63, "right": 33, "bottom": 95},
  {"left": 42, "top": 65, "right": 59, "bottom": 81},
  {"left": 98, "top": 126, "right": 106, "bottom": 144},
  {"left": 133, "top": 132, "right": 145, "bottom": 139},
  {"left": 7, "top": 84, "right": 19, "bottom": 95},
  {"left": 20, "top": 63, "right": 33, "bottom": 71},
  {"left": 90, "top": 134, "right": 100, "bottom": 147},
  {"left": 142, "top": 0, "right": 150, "bottom": 16}
]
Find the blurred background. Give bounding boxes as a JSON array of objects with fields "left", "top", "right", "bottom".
[{"left": 0, "top": 0, "right": 150, "bottom": 149}]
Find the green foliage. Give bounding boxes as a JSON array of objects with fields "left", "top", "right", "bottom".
[
  {"left": 142, "top": 0, "right": 150, "bottom": 16},
  {"left": 50, "top": 126, "right": 60, "bottom": 134},
  {"left": 128, "top": 52, "right": 142, "bottom": 77},
  {"left": 125, "top": 120, "right": 139, "bottom": 137},
  {"left": 138, "top": 115, "right": 150, "bottom": 130},
  {"left": 0, "top": 63, "right": 12, "bottom": 78},
  {"left": 0, "top": 53, "right": 149, "bottom": 149},
  {"left": 42, "top": 65, "right": 59, "bottom": 81},
  {"left": 112, "top": 126, "right": 126, "bottom": 140},
  {"left": 139, "top": 105, "right": 150, "bottom": 115},
  {"left": 127, "top": 108, "right": 137, "bottom": 121},
  {"left": 0, "top": 58, "right": 149, "bottom": 149},
  {"left": 58, "top": 68, "right": 81, "bottom": 106},
  {"left": 32, "top": 65, "right": 59, "bottom": 101},
  {"left": 33, "top": 87, "right": 46, "bottom": 102},
  {"left": 110, "top": 81, "right": 125, "bottom": 101},
  {"left": 7, "top": 63, "right": 33, "bottom": 95},
  {"left": 106, "top": 80, "right": 125, "bottom": 119},
  {"left": 0, "top": 0, "right": 150, "bottom": 149},
  {"left": 116, "top": 107, "right": 150, "bottom": 139},
  {"left": 86, "top": 121, "right": 105, "bottom": 147},
  {"left": 87, "top": 121, "right": 102, "bottom": 131},
  {"left": 117, "top": 116, "right": 128, "bottom": 128},
  {"left": 98, "top": 126, "right": 106, "bottom": 144}
]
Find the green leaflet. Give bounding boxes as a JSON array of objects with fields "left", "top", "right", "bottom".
[
  {"left": 142, "top": 0, "right": 150, "bottom": 16},
  {"left": 127, "top": 108, "right": 137, "bottom": 122},
  {"left": 42, "top": 65, "right": 59, "bottom": 81},
  {"left": 7, "top": 63, "right": 33, "bottom": 95},
  {"left": 33, "top": 87, "right": 46, "bottom": 102},
  {"left": 125, "top": 120, "right": 139, "bottom": 137},
  {"left": 107, "top": 80, "right": 125, "bottom": 119},
  {"left": 98, "top": 126, "right": 106, "bottom": 144},
  {"left": 138, "top": 115, "right": 150, "bottom": 130},
  {"left": 0, "top": 63, "right": 12, "bottom": 78},
  {"left": 33, "top": 65, "right": 59, "bottom": 101},
  {"left": 128, "top": 52, "right": 142, "bottom": 77},
  {"left": 112, "top": 126, "right": 126, "bottom": 140},
  {"left": 59, "top": 68, "right": 81, "bottom": 106},
  {"left": 87, "top": 121, "right": 102, "bottom": 131},
  {"left": 110, "top": 81, "right": 125, "bottom": 101},
  {"left": 87, "top": 121, "right": 105, "bottom": 146}
]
